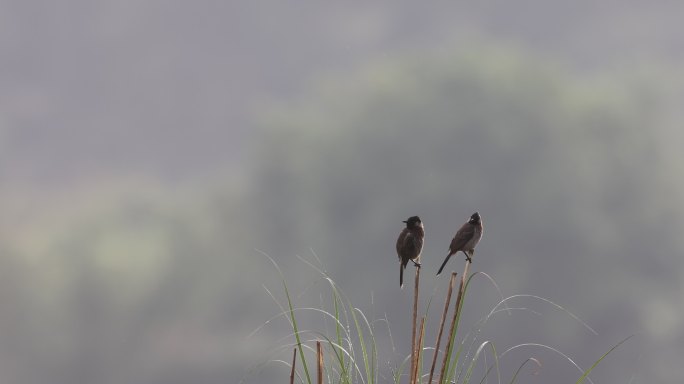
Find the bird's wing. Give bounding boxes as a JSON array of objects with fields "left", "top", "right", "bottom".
[
  {"left": 396, "top": 228, "right": 410, "bottom": 258},
  {"left": 449, "top": 223, "right": 475, "bottom": 252},
  {"left": 397, "top": 229, "right": 421, "bottom": 260}
]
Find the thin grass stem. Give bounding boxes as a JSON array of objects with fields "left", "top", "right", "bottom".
[
  {"left": 410, "top": 265, "right": 421, "bottom": 384},
  {"left": 412, "top": 317, "right": 426, "bottom": 384},
  {"left": 317, "top": 341, "right": 324, "bottom": 384},
  {"left": 291, "top": 348, "right": 298, "bottom": 384},
  {"left": 438, "top": 260, "right": 470, "bottom": 383},
  {"left": 428, "top": 272, "right": 456, "bottom": 384}
]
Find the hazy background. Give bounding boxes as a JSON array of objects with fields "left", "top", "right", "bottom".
[{"left": 2, "top": 1, "right": 684, "bottom": 383}]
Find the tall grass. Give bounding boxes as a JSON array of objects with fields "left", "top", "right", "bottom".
[{"left": 246, "top": 251, "right": 630, "bottom": 384}]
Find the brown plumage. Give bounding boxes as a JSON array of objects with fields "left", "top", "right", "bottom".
[
  {"left": 437, "top": 212, "right": 483, "bottom": 275},
  {"left": 396, "top": 216, "right": 425, "bottom": 288}
]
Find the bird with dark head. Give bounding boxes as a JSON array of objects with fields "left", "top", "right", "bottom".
[
  {"left": 396, "top": 215, "right": 425, "bottom": 288},
  {"left": 437, "top": 212, "right": 483, "bottom": 275}
]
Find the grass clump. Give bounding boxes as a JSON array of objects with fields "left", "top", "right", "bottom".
[{"left": 245, "top": 250, "right": 630, "bottom": 384}]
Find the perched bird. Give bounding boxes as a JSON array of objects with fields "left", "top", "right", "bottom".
[
  {"left": 396, "top": 216, "right": 425, "bottom": 288},
  {"left": 437, "top": 212, "right": 483, "bottom": 275}
]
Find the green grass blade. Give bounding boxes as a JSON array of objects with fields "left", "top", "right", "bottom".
[
  {"left": 283, "top": 280, "right": 313, "bottom": 384},
  {"left": 508, "top": 358, "right": 541, "bottom": 384},
  {"left": 349, "top": 304, "right": 371, "bottom": 384},
  {"left": 575, "top": 335, "right": 633, "bottom": 384},
  {"left": 258, "top": 250, "right": 313, "bottom": 384},
  {"left": 462, "top": 341, "right": 499, "bottom": 384}
]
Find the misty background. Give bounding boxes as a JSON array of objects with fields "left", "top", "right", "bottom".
[{"left": 2, "top": 1, "right": 684, "bottom": 383}]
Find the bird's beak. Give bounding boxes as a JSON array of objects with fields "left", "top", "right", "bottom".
[{"left": 402, "top": 220, "right": 407, "bottom": 223}]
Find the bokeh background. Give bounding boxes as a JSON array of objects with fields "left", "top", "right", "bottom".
[{"left": 2, "top": 1, "right": 684, "bottom": 383}]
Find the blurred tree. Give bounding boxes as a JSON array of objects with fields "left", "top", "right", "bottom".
[{"left": 248, "top": 49, "right": 680, "bottom": 281}]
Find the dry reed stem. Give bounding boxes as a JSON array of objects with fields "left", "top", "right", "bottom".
[
  {"left": 317, "top": 341, "right": 323, "bottom": 384},
  {"left": 290, "top": 347, "right": 297, "bottom": 384},
  {"left": 412, "top": 317, "right": 426, "bottom": 384},
  {"left": 427, "top": 272, "right": 457, "bottom": 384},
  {"left": 410, "top": 265, "right": 421, "bottom": 384}
]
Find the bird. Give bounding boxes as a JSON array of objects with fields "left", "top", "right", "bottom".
[
  {"left": 396, "top": 216, "right": 425, "bottom": 288},
  {"left": 437, "top": 212, "right": 483, "bottom": 275}
]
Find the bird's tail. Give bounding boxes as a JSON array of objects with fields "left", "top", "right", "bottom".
[
  {"left": 436, "top": 252, "right": 453, "bottom": 276},
  {"left": 400, "top": 261, "right": 404, "bottom": 289}
]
